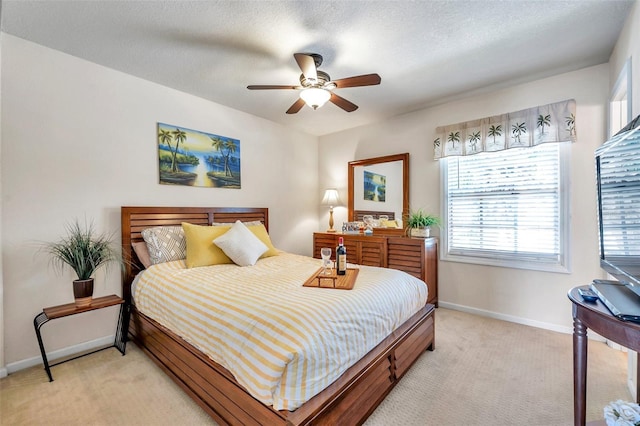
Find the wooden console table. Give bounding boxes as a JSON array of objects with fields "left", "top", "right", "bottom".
[
  {"left": 33, "top": 294, "right": 127, "bottom": 381},
  {"left": 568, "top": 286, "right": 640, "bottom": 426}
]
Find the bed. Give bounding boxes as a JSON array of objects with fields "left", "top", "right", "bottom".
[{"left": 121, "top": 206, "right": 435, "bottom": 425}]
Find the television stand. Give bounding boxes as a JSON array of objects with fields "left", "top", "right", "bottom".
[{"left": 568, "top": 286, "right": 640, "bottom": 426}]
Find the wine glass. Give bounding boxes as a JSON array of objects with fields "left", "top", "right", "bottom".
[{"left": 320, "top": 247, "right": 332, "bottom": 275}]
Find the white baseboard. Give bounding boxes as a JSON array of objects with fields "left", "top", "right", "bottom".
[
  {"left": 6, "top": 334, "right": 115, "bottom": 375},
  {"left": 438, "top": 301, "right": 606, "bottom": 342},
  {"left": 0, "top": 366, "right": 7, "bottom": 378}
]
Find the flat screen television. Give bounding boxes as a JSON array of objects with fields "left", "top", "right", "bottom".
[{"left": 596, "top": 114, "right": 640, "bottom": 296}]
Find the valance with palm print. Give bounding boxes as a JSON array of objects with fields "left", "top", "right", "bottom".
[{"left": 433, "top": 99, "right": 576, "bottom": 159}]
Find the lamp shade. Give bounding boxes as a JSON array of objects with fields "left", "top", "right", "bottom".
[
  {"left": 321, "top": 188, "right": 341, "bottom": 207},
  {"left": 300, "top": 88, "right": 331, "bottom": 110}
]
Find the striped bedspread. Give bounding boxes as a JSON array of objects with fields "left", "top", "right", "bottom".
[{"left": 133, "top": 252, "right": 428, "bottom": 411}]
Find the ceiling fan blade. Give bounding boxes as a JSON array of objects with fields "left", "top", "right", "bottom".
[
  {"left": 286, "top": 98, "right": 306, "bottom": 114},
  {"left": 332, "top": 73, "right": 381, "bottom": 88},
  {"left": 294, "top": 53, "right": 318, "bottom": 82},
  {"left": 329, "top": 93, "right": 358, "bottom": 112},
  {"left": 247, "top": 85, "right": 301, "bottom": 90}
]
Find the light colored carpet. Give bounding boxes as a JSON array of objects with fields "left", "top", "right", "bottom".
[{"left": 0, "top": 308, "right": 631, "bottom": 425}]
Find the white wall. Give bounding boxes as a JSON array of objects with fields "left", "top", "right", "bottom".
[
  {"left": 610, "top": 0, "right": 639, "bottom": 118},
  {"left": 0, "top": 34, "right": 318, "bottom": 367},
  {"left": 320, "top": 64, "right": 609, "bottom": 332},
  {"left": 0, "top": 30, "right": 5, "bottom": 378}
]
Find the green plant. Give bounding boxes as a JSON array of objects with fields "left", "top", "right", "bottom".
[
  {"left": 43, "top": 220, "right": 122, "bottom": 280},
  {"left": 405, "top": 208, "right": 441, "bottom": 228}
]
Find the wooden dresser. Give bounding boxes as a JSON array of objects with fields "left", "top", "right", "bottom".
[{"left": 313, "top": 232, "right": 438, "bottom": 306}]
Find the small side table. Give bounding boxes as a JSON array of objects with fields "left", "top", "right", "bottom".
[
  {"left": 568, "top": 286, "right": 640, "bottom": 425},
  {"left": 33, "top": 294, "right": 127, "bottom": 381}
]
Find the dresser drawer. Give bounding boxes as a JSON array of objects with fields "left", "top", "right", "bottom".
[{"left": 313, "top": 233, "right": 338, "bottom": 259}]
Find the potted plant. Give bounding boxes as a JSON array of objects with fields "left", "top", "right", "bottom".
[
  {"left": 405, "top": 208, "right": 440, "bottom": 238},
  {"left": 43, "top": 219, "right": 122, "bottom": 307}
]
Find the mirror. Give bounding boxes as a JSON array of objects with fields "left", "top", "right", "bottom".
[{"left": 348, "top": 153, "right": 409, "bottom": 234}]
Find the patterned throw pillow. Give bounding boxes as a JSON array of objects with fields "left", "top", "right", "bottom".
[{"left": 141, "top": 226, "right": 186, "bottom": 265}]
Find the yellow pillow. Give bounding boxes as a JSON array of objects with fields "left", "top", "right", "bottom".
[
  {"left": 246, "top": 224, "right": 279, "bottom": 258},
  {"left": 182, "top": 222, "right": 233, "bottom": 268}
]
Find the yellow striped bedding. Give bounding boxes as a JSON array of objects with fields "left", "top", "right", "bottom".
[{"left": 133, "top": 252, "right": 428, "bottom": 411}]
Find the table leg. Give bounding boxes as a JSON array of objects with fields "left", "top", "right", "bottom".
[
  {"left": 114, "top": 303, "right": 128, "bottom": 355},
  {"left": 636, "top": 351, "right": 640, "bottom": 404},
  {"left": 33, "top": 312, "right": 53, "bottom": 382},
  {"left": 573, "top": 315, "right": 588, "bottom": 426}
]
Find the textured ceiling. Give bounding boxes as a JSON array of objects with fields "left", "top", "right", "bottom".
[{"left": 1, "top": 0, "right": 634, "bottom": 136}]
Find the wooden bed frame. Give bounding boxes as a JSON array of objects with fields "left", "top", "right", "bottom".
[{"left": 121, "top": 206, "right": 435, "bottom": 425}]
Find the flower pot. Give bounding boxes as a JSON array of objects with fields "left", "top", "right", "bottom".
[
  {"left": 73, "top": 278, "right": 94, "bottom": 308},
  {"left": 409, "top": 227, "right": 430, "bottom": 238}
]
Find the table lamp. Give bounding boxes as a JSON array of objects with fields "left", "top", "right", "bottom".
[{"left": 321, "top": 188, "right": 341, "bottom": 232}]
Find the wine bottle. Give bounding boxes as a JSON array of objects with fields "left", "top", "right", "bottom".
[{"left": 336, "top": 237, "right": 347, "bottom": 275}]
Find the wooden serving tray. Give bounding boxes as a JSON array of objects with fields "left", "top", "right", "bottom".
[{"left": 303, "top": 268, "right": 359, "bottom": 290}]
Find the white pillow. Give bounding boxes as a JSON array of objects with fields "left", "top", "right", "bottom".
[{"left": 213, "top": 220, "right": 268, "bottom": 266}]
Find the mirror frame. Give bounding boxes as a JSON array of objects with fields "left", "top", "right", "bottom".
[{"left": 348, "top": 153, "right": 409, "bottom": 234}]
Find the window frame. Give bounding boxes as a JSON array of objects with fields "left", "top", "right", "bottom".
[{"left": 439, "top": 142, "right": 572, "bottom": 273}]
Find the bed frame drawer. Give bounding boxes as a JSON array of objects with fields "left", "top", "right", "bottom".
[
  {"left": 312, "top": 357, "right": 392, "bottom": 425},
  {"left": 393, "top": 313, "right": 435, "bottom": 379}
]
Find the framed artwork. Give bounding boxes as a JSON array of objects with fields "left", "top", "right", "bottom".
[
  {"left": 363, "top": 170, "right": 386, "bottom": 202},
  {"left": 157, "top": 123, "right": 241, "bottom": 188}
]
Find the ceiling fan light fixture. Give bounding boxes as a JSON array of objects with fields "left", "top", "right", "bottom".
[{"left": 300, "top": 88, "right": 331, "bottom": 110}]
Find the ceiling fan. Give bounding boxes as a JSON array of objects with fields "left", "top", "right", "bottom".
[{"left": 247, "top": 53, "right": 381, "bottom": 114}]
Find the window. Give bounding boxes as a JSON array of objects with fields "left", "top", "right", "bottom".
[
  {"left": 441, "top": 142, "right": 570, "bottom": 272},
  {"left": 609, "top": 57, "right": 632, "bottom": 137}
]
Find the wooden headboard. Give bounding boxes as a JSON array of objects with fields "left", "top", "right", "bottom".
[{"left": 121, "top": 206, "right": 268, "bottom": 303}]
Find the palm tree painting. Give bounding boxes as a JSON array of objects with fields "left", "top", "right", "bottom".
[
  {"left": 157, "top": 122, "right": 241, "bottom": 188},
  {"left": 447, "top": 131, "right": 461, "bottom": 149},
  {"left": 537, "top": 114, "right": 551, "bottom": 136},
  {"left": 467, "top": 131, "right": 481, "bottom": 152},
  {"left": 363, "top": 171, "right": 386, "bottom": 202},
  {"left": 488, "top": 124, "right": 503, "bottom": 146},
  {"left": 511, "top": 122, "right": 527, "bottom": 145},
  {"left": 565, "top": 113, "right": 576, "bottom": 137}
]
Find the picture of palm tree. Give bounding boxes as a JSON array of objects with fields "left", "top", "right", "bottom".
[
  {"left": 537, "top": 114, "right": 551, "bottom": 135},
  {"left": 363, "top": 171, "right": 386, "bottom": 202},
  {"left": 448, "top": 131, "right": 461, "bottom": 149},
  {"left": 157, "top": 123, "right": 241, "bottom": 188},
  {"left": 468, "top": 131, "right": 481, "bottom": 152},
  {"left": 488, "top": 124, "right": 502, "bottom": 145},
  {"left": 511, "top": 122, "right": 527, "bottom": 145},
  {"left": 565, "top": 113, "right": 576, "bottom": 137}
]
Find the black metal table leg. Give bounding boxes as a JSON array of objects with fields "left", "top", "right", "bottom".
[
  {"left": 33, "top": 312, "right": 53, "bottom": 382},
  {"left": 114, "top": 303, "right": 128, "bottom": 355}
]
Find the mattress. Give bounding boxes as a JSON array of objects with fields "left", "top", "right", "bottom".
[{"left": 132, "top": 252, "right": 428, "bottom": 411}]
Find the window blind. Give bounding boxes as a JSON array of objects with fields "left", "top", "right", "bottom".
[
  {"left": 598, "top": 132, "right": 640, "bottom": 257},
  {"left": 445, "top": 143, "right": 563, "bottom": 265}
]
